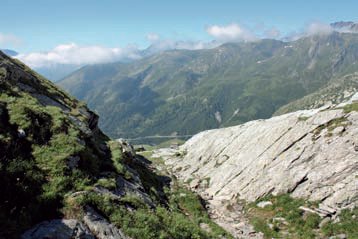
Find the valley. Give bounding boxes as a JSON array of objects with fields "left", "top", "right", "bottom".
[{"left": 1, "top": 17, "right": 358, "bottom": 239}]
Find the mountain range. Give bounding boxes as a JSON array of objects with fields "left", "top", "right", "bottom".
[
  {"left": 59, "top": 31, "right": 358, "bottom": 142},
  {"left": 331, "top": 21, "right": 358, "bottom": 32}
]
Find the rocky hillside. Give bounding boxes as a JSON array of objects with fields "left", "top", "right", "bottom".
[
  {"left": 156, "top": 95, "right": 358, "bottom": 238},
  {"left": 0, "top": 50, "right": 111, "bottom": 237},
  {"left": 59, "top": 32, "right": 358, "bottom": 142},
  {"left": 0, "top": 51, "right": 231, "bottom": 239}
]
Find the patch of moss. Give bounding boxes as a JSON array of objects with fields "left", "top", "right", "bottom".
[
  {"left": 313, "top": 117, "right": 350, "bottom": 138},
  {"left": 327, "top": 117, "right": 349, "bottom": 132},
  {"left": 298, "top": 116, "right": 310, "bottom": 121},
  {"left": 343, "top": 102, "right": 358, "bottom": 113}
]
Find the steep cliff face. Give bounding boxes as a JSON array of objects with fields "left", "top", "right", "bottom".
[{"left": 156, "top": 95, "right": 358, "bottom": 237}]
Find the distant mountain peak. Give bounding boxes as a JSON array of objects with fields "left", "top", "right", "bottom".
[
  {"left": 330, "top": 21, "right": 358, "bottom": 32},
  {"left": 0, "top": 49, "right": 19, "bottom": 57}
]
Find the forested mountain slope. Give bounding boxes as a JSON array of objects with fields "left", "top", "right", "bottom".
[{"left": 60, "top": 32, "right": 358, "bottom": 140}]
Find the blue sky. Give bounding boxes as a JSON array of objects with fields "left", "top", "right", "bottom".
[{"left": 1, "top": 0, "right": 357, "bottom": 67}]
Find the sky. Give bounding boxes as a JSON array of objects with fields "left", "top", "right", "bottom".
[{"left": 1, "top": 0, "right": 358, "bottom": 68}]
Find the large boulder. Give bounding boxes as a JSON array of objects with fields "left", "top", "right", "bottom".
[
  {"left": 22, "top": 207, "right": 130, "bottom": 239},
  {"left": 21, "top": 219, "right": 94, "bottom": 239},
  {"left": 83, "top": 206, "right": 129, "bottom": 239}
]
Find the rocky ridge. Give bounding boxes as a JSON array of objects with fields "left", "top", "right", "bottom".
[
  {"left": 155, "top": 94, "right": 358, "bottom": 238},
  {"left": 331, "top": 21, "right": 358, "bottom": 33}
]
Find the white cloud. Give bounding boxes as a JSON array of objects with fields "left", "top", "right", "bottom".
[
  {"left": 174, "top": 40, "right": 219, "bottom": 50},
  {"left": 206, "top": 23, "right": 257, "bottom": 42},
  {"left": 146, "top": 33, "right": 160, "bottom": 42},
  {"left": 305, "top": 22, "right": 333, "bottom": 35},
  {"left": 283, "top": 22, "right": 334, "bottom": 41},
  {"left": 143, "top": 32, "right": 220, "bottom": 55},
  {"left": 147, "top": 38, "right": 219, "bottom": 52},
  {"left": 17, "top": 39, "right": 220, "bottom": 69},
  {"left": 15, "top": 37, "right": 220, "bottom": 69},
  {"left": 21, "top": 21, "right": 338, "bottom": 69},
  {"left": 0, "top": 33, "right": 21, "bottom": 46},
  {"left": 16, "top": 43, "right": 142, "bottom": 68}
]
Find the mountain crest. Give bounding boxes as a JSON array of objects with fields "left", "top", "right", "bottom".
[{"left": 331, "top": 21, "right": 358, "bottom": 32}]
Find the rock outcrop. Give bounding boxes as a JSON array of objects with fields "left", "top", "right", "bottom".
[
  {"left": 21, "top": 207, "right": 129, "bottom": 239},
  {"left": 82, "top": 207, "right": 129, "bottom": 239},
  {"left": 156, "top": 96, "right": 358, "bottom": 237},
  {"left": 21, "top": 219, "right": 94, "bottom": 239}
]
